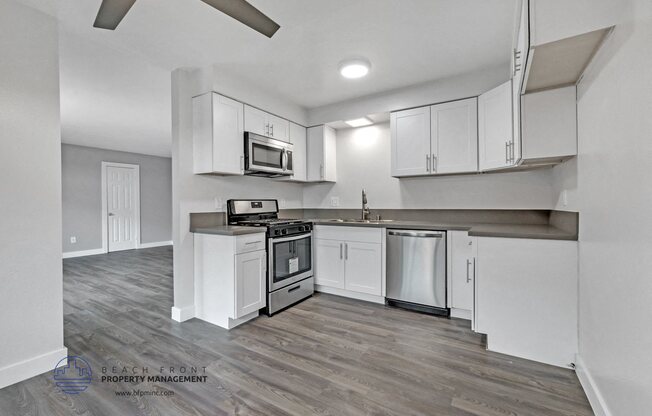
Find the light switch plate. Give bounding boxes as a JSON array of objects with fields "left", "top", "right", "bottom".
[{"left": 330, "top": 196, "right": 340, "bottom": 207}]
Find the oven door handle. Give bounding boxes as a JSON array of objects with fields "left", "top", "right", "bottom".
[{"left": 269, "top": 232, "right": 312, "bottom": 244}]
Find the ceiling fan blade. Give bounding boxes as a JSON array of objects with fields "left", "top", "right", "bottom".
[
  {"left": 93, "top": 0, "right": 137, "bottom": 30},
  {"left": 199, "top": 0, "right": 280, "bottom": 38}
]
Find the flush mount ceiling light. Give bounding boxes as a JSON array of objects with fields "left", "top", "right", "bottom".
[
  {"left": 339, "top": 58, "right": 371, "bottom": 79},
  {"left": 345, "top": 117, "right": 373, "bottom": 128}
]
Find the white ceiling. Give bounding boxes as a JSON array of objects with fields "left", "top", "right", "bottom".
[{"left": 21, "top": 0, "right": 518, "bottom": 156}]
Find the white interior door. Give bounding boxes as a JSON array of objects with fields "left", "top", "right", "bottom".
[{"left": 106, "top": 164, "right": 139, "bottom": 252}]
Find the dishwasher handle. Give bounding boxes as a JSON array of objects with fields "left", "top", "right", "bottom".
[{"left": 388, "top": 230, "right": 444, "bottom": 238}]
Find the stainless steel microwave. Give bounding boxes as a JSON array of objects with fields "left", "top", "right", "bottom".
[{"left": 244, "top": 132, "right": 293, "bottom": 177}]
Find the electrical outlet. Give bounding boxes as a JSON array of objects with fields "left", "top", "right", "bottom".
[
  {"left": 214, "top": 197, "right": 223, "bottom": 211},
  {"left": 70, "top": 236, "right": 77, "bottom": 244},
  {"left": 330, "top": 196, "right": 340, "bottom": 207},
  {"left": 279, "top": 199, "right": 287, "bottom": 208},
  {"left": 562, "top": 190, "right": 568, "bottom": 207}
]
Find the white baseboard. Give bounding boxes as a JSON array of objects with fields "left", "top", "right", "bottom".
[
  {"left": 63, "top": 241, "right": 172, "bottom": 259},
  {"left": 62, "top": 248, "right": 106, "bottom": 259},
  {"left": 0, "top": 347, "right": 68, "bottom": 390},
  {"left": 575, "top": 355, "right": 611, "bottom": 416},
  {"left": 139, "top": 240, "right": 173, "bottom": 249},
  {"left": 171, "top": 305, "right": 195, "bottom": 322},
  {"left": 315, "top": 285, "right": 385, "bottom": 304}
]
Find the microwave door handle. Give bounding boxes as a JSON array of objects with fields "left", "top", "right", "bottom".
[{"left": 281, "top": 149, "right": 288, "bottom": 171}]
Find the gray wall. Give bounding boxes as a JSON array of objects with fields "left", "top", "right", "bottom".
[
  {"left": 0, "top": 0, "right": 66, "bottom": 387},
  {"left": 551, "top": 2, "right": 652, "bottom": 414},
  {"left": 62, "top": 144, "right": 172, "bottom": 252}
]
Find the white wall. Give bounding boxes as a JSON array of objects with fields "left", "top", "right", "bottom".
[
  {"left": 0, "top": 0, "right": 67, "bottom": 388},
  {"left": 551, "top": 1, "right": 652, "bottom": 414},
  {"left": 304, "top": 123, "right": 554, "bottom": 209},
  {"left": 307, "top": 65, "right": 507, "bottom": 125},
  {"left": 171, "top": 67, "right": 305, "bottom": 320}
]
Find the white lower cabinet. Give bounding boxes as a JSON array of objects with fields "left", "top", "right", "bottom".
[
  {"left": 448, "top": 231, "right": 475, "bottom": 320},
  {"left": 194, "top": 232, "right": 267, "bottom": 329},
  {"left": 314, "top": 239, "right": 345, "bottom": 289},
  {"left": 234, "top": 250, "right": 266, "bottom": 319},
  {"left": 343, "top": 241, "right": 382, "bottom": 295},
  {"left": 474, "top": 237, "right": 578, "bottom": 368},
  {"left": 314, "top": 226, "right": 383, "bottom": 301}
]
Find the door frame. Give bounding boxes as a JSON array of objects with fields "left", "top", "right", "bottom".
[{"left": 101, "top": 161, "right": 141, "bottom": 253}]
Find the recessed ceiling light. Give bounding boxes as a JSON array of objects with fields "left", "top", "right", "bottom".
[
  {"left": 345, "top": 117, "right": 373, "bottom": 128},
  {"left": 339, "top": 58, "right": 371, "bottom": 79}
]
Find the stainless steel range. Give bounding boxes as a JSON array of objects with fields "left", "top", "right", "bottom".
[{"left": 227, "top": 199, "right": 313, "bottom": 315}]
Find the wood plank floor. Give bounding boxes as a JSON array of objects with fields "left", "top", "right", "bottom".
[{"left": 0, "top": 246, "right": 593, "bottom": 415}]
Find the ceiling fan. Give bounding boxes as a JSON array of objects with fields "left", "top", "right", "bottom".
[{"left": 93, "top": 0, "right": 280, "bottom": 38}]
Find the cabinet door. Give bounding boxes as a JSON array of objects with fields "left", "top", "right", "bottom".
[
  {"left": 193, "top": 93, "right": 244, "bottom": 175},
  {"left": 431, "top": 98, "right": 478, "bottom": 174},
  {"left": 390, "top": 107, "right": 431, "bottom": 177},
  {"left": 286, "top": 122, "right": 307, "bottom": 182},
  {"left": 322, "top": 125, "right": 337, "bottom": 182},
  {"left": 450, "top": 232, "right": 474, "bottom": 311},
  {"left": 268, "top": 114, "right": 290, "bottom": 142},
  {"left": 234, "top": 250, "right": 266, "bottom": 318},
  {"left": 343, "top": 242, "right": 382, "bottom": 296},
  {"left": 478, "top": 80, "right": 514, "bottom": 171},
  {"left": 314, "top": 239, "right": 345, "bottom": 289},
  {"left": 511, "top": 0, "right": 528, "bottom": 164},
  {"left": 306, "top": 125, "right": 324, "bottom": 182},
  {"left": 212, "top": 94, "right": 245, "bottom": 175},
  {"left": 244, "top": 105, "right": 269, "bottom": 137},
  {"left": 307, "top": 125, "right": 336, "bottom": 182}
]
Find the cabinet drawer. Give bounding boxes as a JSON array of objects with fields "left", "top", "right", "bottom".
[
  {"left": 235, "top": 233, "right": 266, "bottom": 254},
  {"left": 314, "top": 225, "right": 382, "bottom": 244}
]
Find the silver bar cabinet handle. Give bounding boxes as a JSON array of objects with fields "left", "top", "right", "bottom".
[
  {"left": 432, "top": 154, "right": 437, "bottom": 173},
  {"left": 466, "top": 259, "right": 472, "bottom": 283},
  {"left": 339, "top": 243, "right": 343, "bottom": 259},
  {"left": 345, "top": 243, "right": 348, "bottom": 260},
  {"left": 426, "top": 154, "right": 431, "bottom": 172},
  {"left": 505, "top": 141, "right": 509, "bottom": 164}
]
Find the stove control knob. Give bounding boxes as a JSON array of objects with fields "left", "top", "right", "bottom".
[
  {"left": 299, "top": 226, "right": 305, "bottom": 232},
  {"left": 281, "top": 229, "right": 288, "bottom": 235},
  {"left": 274, "top": 229, "right": 280, "bottom": 236}
]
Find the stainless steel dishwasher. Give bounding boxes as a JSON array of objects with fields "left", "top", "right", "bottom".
[{"left": 386, "top": 229, "right": 448, "bottom": 316}]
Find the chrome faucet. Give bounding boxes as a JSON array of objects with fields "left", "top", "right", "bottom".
[{"left": 361, "top": 189, "right": 370, "bottom": 220}]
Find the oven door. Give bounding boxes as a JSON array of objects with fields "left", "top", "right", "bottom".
[
  {"left": 268, "top": 232, "right": 312, "bottom": 292},
  {"left": 246, "top": 134, "right": 293, "bottom": 175}
]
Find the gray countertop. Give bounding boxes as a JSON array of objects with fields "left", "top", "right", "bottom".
[
  {"left": 190, "top": 226, "right": 265, "bottom": 236},
  {"left": 309, "top": 219, "right": 577, "bottom": 241},
  {"left": 191, "top": 220, "right": 576, "bottom": 240}
]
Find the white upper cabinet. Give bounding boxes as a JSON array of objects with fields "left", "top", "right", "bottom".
[
  {"left": 244, "top": 104, "right": 290, "bottom": 142},
  {"left": 478, "top": 80, "right": 516, "bottom": 171},
  {"left": 306, "top": 125, "right": 336, "bottom": 182},
  {"left": 390, "top": 107, "right": 430, "bottom": 177},
  {"left": 391, "top": 99, "right": 479, "bottom": 177},
  {"left": 521, "top": 86, "right": 577, "bottom": 161},
  {"left": 281, "top": 122, "right": 307, "bottom": 182},
  {"left": 431, "top": 98, "right": 478, "bottom": 174},
  {"left": 193, "top": 92, "right": 244, "bottom": 175}
]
